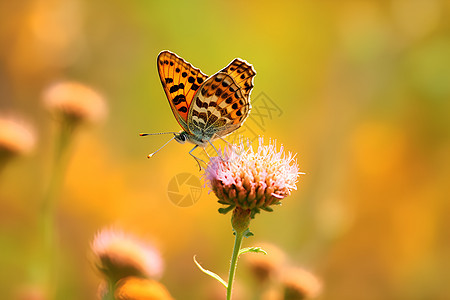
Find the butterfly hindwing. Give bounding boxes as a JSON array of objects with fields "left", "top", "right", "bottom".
[
  {"left": 187, "top": 72, "right": 251, "bottom": 140},
  {"left": 157, "top": 51, "right": 208, "bottom": 132}
]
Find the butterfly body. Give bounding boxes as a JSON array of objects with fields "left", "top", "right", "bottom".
[{"left": 147, "top": 50, "right": 256, "bottom": 168}]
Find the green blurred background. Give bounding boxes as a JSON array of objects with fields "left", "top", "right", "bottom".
[{"left": 1, "top": 0, "right": 450, "bottom": 299}]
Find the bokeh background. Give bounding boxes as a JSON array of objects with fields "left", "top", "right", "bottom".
[{"left": 1, "top": 0, "right": 450, "bottom": 299}]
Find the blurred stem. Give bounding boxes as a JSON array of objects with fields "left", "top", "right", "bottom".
[
  {"left": 227, "top": 207, "right": 251, "bottom": 300},
  {"left": 103, "top": 280, "right": 116, "bottom": 300},
  {"left": 40, "top": 119, "right": 76, "bottom": 298}
]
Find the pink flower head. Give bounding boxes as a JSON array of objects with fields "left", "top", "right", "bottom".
[
  {"left": 205, "top": 138, "right": 301, "bottom": 217},
  {"left": 92, "top": 228, "right": 163, "bottom": 284}
]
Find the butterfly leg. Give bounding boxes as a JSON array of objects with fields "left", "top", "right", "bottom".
[
  {"left": 218, "top": 135, "right": 232, "bottom": 147},
  {"left": 189, "top": 145, "right": 207, "bottom": 171},
  {"left": 207, "top": 140, "right": 222, "bottom": 158}
]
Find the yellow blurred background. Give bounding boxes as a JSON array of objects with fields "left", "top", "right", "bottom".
[{"left": 1, "top": 0, "right": 450, "bottom": 299}]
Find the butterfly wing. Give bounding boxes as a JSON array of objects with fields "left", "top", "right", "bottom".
[
  {"left": 187, "top": 68, "right": 255, "bottom": 140},
  {"left": 220, "top": 58, "right": 256, "bottom": 100},
  {"left": 157, "top": 51, "right": 208, "bottom": 132}
]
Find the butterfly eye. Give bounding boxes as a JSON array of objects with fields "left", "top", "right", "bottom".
[{"left": 175, "top": 132, "right": 187, "bottom": 144}]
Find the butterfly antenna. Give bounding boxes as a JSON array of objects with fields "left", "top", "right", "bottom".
[
  {"left": 139, "top": 132, "right": 179, "bottom": 137},
  {"left": 144, "top": 135, "right": 176, "bottom": 158}
]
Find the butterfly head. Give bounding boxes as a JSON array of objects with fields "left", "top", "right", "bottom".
[
  {"left": 174, "top": 131, "right": 208, "bottom": 148},
  {"left": 174, "top": 131, "right": 189, "bottom": 144}
]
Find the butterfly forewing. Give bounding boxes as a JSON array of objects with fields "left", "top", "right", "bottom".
[
  {"left": 187, "top": 72, "right": 252, "bottom": 140},
  {"left": 221, "top": 58, "right": 256, "bottom": 100},
  {"left": 157, "top": 51, "right": 208, "bottom": 132}
]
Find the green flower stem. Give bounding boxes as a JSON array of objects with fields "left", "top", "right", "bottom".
[
  {"left": 40, "top": 119, "right": 75, "bottom": 298},
  {"left": 226, "top": 228, "right": 245, "bottom": 300},
  {"left": 227, "top": 207, "right": 252, "bottom": 300}
]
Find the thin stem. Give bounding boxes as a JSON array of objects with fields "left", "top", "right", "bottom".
[
  {"left": 40, "top": 119, "right": 75, "bottom": 298},
  {"left": 226, "top": 228, "right": 245, "bottom": 300}
]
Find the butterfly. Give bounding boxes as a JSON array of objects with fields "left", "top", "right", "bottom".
[{"left": 141, "top": 50, "right": 256, "bottom": 169}]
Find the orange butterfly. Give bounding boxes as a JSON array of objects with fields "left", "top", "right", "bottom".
[{"left": 141, "top": 50, "right": 256, "bottom": 169}]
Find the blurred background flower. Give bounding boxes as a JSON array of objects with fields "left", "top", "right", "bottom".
[
  {"left": 0, "top": 0, "right": 449, "bottom": 299},
  {"left": 43, "top": 80, "right": 106, "bottom": 125},
  {"left": 92, "top": 228, "right": 163, "bottom": 283},
  {"left": 92, "top": 228, "right": 165, "bottom": 299},
  {"left": 281, "top": 267, "right": 322, "bottom": 300},
  {"left": 0, "top": 116, "right": 35, "bottom": 171},
  {"left": 114, "top": 277, "right": 173, "bottom": 300}
]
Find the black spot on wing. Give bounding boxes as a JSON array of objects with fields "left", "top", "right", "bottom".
[
  {"left": 195, "top": 97, "right": 208, "bottom": 109},
  {"left": 173, "top": 94, "right": 186, "bottom": 105},
  {"left": 198, "top": 112, "right": 207, "bottom": 123},
  {"left": 169, "top": 83, "right": 185, "bottom": 93},
  {"left": 169, "top": 85, "right": 178, "bottom": 93},
  {"left": 179, "top": 106, "right": 188, "bottom": 113},
  {"left": 206, "top": 114, "right": 218, "bottom": 126},
  {"left": 191, "top": 84, "right": 199, "bottom": 91}
]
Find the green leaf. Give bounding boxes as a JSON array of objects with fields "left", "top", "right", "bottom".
[
  {"left": 193, "top": 256, "right": 227, "bottom": 288},
  {"left": 239, "top": 246, "right": 267, "bottom": 256},
  {"left": 260, "top": 206, "right": 274, "bottom": 212},
  {"left": 218, "top": 205, "right": 235, "bottom": 215},
  {"left": 244, "top": 229, "right": 254, "bottom": 238}
]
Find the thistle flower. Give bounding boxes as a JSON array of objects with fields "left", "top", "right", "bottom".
[
  {"left": 42, "top": 80, "right": 106, "bottom": 124},
  {"left": 282, "top": 267, "right": 322, "bottom": 299},
  {"left": 205, "top": 138, "right": 300, "bottom": 217},
  {"left": 0, "top": 117, "right": 35, "bottom": 157},
  {"left": 92, "top": 228, "right": 163, "bottom": 285},
  {"left": 115, "top": 277, "right": 173, "bottom": 300}
]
